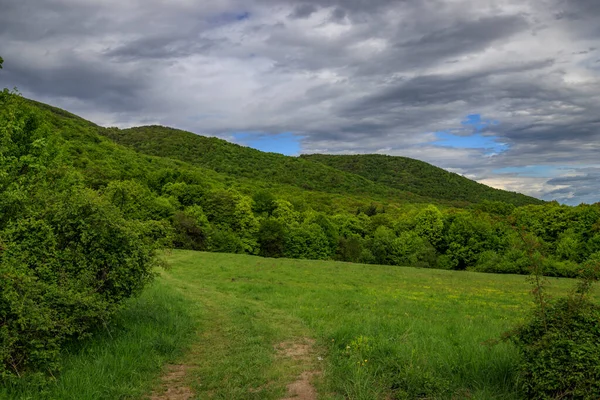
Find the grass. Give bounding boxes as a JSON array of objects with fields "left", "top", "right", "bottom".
[
  {"left": 0, "top": 277, "right": 198, "bottom": 400},
  {"left": 159, "top": 251, "right": 582, "bottom": 400},
  {"left": 2, "top": 250, "right": 591, "bottom": 399}
]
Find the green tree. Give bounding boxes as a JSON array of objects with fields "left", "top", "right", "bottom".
[
  {"left": 231, "top": 194, "right": 259, "bottom": 254},
  {"left": 252, "top": 190, "right": 277, "bottom": 216},
  {"left": 257, "top": 218, "right": 287, "bottom": 258},
  {"left": 414, "top": 205, "right": 444, "bottom": 249},
  {"left": 371, "top": 226, "right": 397, "bottom": 265},
  {"left": 272, "top": 199, "right": 300, "bottom": 226},
  {"left": 285, "top": 223, "right": 330, "bottom": 260},
  {"left": 444, "top": 212, "right": 495, "bottom": 270},
  {"left": 172, "top": 205, "right": 210, "bottom": 250}
]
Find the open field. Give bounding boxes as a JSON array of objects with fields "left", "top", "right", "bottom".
[{"left": 2, "top": 251, "right": 589, "bottom": 400}]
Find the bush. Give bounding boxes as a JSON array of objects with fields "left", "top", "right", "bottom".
[
  {"left": 0, "top": 92, "right": 157, "bottom": 381},
  {"left": 509, "top": 260, "right": 600, "bottom": 399},
  {"left": 510, "top": 298, "right": 600, "bottom": 399},
  {"left": 257, "top": 218, "right": 287, "bottom": 258},
  {"left": 0, "top": 189, "right": 156, "bottom": 381}
]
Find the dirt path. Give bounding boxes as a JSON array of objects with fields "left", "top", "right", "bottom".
[
  {"left": 276, "top": 338, "right": 321, "bottom": 400},
  {"left": 149, "top": 364, "right": 194, "bottom": 400},
  {"left": 149, "top": 270, "right": 323, "bottom": 400}
]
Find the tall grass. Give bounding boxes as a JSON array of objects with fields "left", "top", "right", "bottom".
[
  {"left": 164, "top": 250, "right": 582, "bottom": 399},
  {"left": 3, "top": 251, "right": 588, "bottom": 399},
  {"left": 0, "top": 278, "right": 197, "bottom": 400}
]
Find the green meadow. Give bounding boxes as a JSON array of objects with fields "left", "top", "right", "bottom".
[{"left": 2, "top": 250, "right": 586, "bottom": 400}]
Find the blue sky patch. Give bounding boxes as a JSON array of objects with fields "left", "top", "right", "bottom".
[
  {"left": 236, "top": 12, "right": 250, "bottom": 21},
  {"left": 433, "top": 114, "right": 507, "bottom": 155},
  {"left": 232, "top": 132, "right": 302, "bottom": 156}
]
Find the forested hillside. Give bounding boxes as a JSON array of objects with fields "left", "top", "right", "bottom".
[
  {"left": 99, "top": 125, "right": 542, "bottom": 207},
  {"left": 302, "top": 154, "right": 542, "bottom": 206},
  {"left": 100, "top": 125, "right": 431, "bottom": 203},
  {"left": 17, "top": 97, "right": 599, "bottom": 280}
]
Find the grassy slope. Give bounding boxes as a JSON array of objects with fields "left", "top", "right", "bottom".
[
  {"left": 4, "top": 251, "right": 591, "bottom": 399},
  {"left": 302, "top": 154, "right": 543, "bottom": 206},
  {"left": 160, "top": 251, "right": 578, "bottom": 399}
]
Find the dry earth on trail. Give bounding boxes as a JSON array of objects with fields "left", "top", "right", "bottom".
[
  {"left": 276, "top": 338, "right": 321, "bottom": 400},
  {"left": 149, "top": 364, "right": 194, "bottom": 400}
]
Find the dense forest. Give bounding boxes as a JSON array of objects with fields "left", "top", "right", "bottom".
[
  {"left": 13, "top": 96, "right": 600, "bottom": 279},
  {"left": 301, "top": 153, "right": 542, "bottom": 206}
]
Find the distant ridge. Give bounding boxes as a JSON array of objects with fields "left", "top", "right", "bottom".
[
  {"left": 301, "top": 154, "right": 542, "bottom": 206},
  {"left": 24, "top": 98, "right": 542, "bottom": 207}
]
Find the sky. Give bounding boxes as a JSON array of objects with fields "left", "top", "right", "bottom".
[{"left": 0, "top": 0, "right": 599, "bottom": 205}]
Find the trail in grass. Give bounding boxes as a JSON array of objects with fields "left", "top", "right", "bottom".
[
  {"left": 150, "top": 269, "right": 323, "bottom": 400},
  {"left": 156, "top": 250, "right": 589, "bottom": 399}
]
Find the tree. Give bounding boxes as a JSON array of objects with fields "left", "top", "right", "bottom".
[
  {"left": 444, "top": 212, "right": 494, "bottom": 270},
  {"left": 257, "top": 218, "right": 287, "bottom": 257},
  {"left": 285, "top": 223, "right": 330, "bottom": 260},
  {"left": 0, "top": 87, "right": 157, "bottom": 380},
  {"left": 172, "top": 205, "right": 210, "bottom": 250},
  {"left": 252, "top": 190, "right": 277, "bottom": 216},
  {"left": 414, "top": 205, "right": 444, "bottom": 249},
  {"left": 0, "top": 56, "right": 3, "bottom": 69}
]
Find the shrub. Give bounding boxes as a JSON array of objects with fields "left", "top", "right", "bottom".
[
  {"left": 0, "top": 92, "right": 157, "bottom": 381},
  {"left": 510, "top": 298, "right": 600, "bottom": 399},
  {"left": 509, "top": 260, "right": 600, "bottom": 399},
  {"left": 0, "top": 189, "right": 156, "bottom": 381}
]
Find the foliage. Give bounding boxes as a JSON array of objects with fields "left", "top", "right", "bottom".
[
  {"left": 414, "top": 205, "right": 444, "bottom": 249},
  {"left": 172, "top": 206, "right": 210, "bottom": 250},
  {"left": 301, "top": 154, "right": 543, "bottom": 206},
  {"left": 0, "top": 92, "right": 156, "bottom": 381},
  {"left": 7, "top": 94, "right": 600, "bottom": 279},
  {"left": 284, "top": 223, "right": 330, "bottom": 260},
  {"left": 508, "top": 248, "right": 600, "bottom": 398},
  {"left": 252, "top": 190, "right": 277, "bottom": 216},
  {"left": 257, "top": 218, "right": 287, "bottom": 258},
  {"left": 0, "top": 187, "right": 156, "bottom": 380}
]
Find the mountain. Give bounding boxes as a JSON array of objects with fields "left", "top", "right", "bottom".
[
  {"left": 23, "top": 98, "right": 541, "bottom": 208},
  {"left": 100, "top": 126, "right": 427, "bottom": 203},
  {"left": 301, "top": 154, "right": 542, "bottom": 206},
  {"left": 98, "top": 125, "right": 542, "bottom": 207}
]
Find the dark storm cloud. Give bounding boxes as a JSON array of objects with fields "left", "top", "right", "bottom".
[
  {"left": 0, "top": 52, "right": 149, "bottom": 112},
  {"left": 105, "top": 37, "right": 223, "bottom": 61},
  {"left": 394, "top": 14, "right": 529, "bottom": 62},
  {"left": 289, "top": 3, "right": 319, "bottom": 19},
  {"left": 546, "top": 168, "right": 600, "bottom": 205},
  {"left": 1, "top": 0, "right": 599, "bottom": 203}
]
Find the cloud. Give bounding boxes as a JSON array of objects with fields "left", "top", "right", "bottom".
[{"left": 0, "top": 0, "right": 599, "bottom": 203}]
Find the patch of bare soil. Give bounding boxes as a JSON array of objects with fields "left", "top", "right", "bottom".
[
  {"left": 281, "top": 370, "right": 320, "bottom": 400},
  {"left": 149, "top": 364, "right": 194, "bottom": 400},
  {"left": 275, "top": 339, "right": 315, "bottom": 360},
  {"left": 275, "top": 338, "right": 321, "bottom": 400}
]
